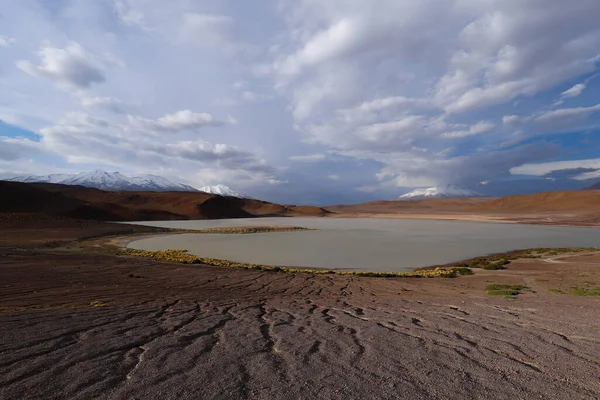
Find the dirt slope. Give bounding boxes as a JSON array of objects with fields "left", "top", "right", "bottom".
[
  {"left": 473, "top": 190, "right": 600, "bottom": 213},
  {"left": 328, "top": 191, "right": 600, "bottom": 214},
  {"left": 327, "top": 198, "right": 493, "bottom": 214},
  {"left": 0, "top": 181, "right": 328, "bottom": 221},
  {"left": 0, "top": 226, "right": 598, "bottom": 399}
]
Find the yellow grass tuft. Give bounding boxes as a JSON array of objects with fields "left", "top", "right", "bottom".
[{"left": 119, "top": 249, "right": 461, "bottom": 278}]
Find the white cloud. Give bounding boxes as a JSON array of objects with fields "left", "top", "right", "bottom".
[
  {"left": 434, "top": 2, "right": 600, "bottom": 113},
  {"left": 535, "top": 103, "right": 600, "bottom": 131},
  {"left": 128, "top": 110, "right": 231, "bottom": 132},
  {"left": 0, "top": 36, "right": 15, "bottom": 47},
  {"left": 242, "top": 91, "right": 273, "bottom": 102},
  {"left": 0, "top": 137, "right": 39, "bottom": 161},
  {"left": 442, "top": 121, "right": 495, "bottom": 138},
  {"left": 502, "top": 115, "right": 521, "bottom": 125},
  {"left": 79, "top": 96, "right": 127, "bottom": 114},
  {"left": 289, "top": 154, "right": 326, "bottom": 162},
  {"left": 23, "top": 111, "right": 278, "bottom": 183},
  {"left": 561, "top": 83, "right": 586, "bottom": 99},
  {"left": 17, "top": 42, "right": 106, "bottom": 89},
  {"left": 1, "top": 0, "right": 600, "bottom": 202},
  {"left": 114, "top": 0, "right": 146, "bottom": 28},
  {"left": 511, "top": 158, "right": 600, "bottom": 179},
  {"left": 349, "top": 96, "right": 429, "bottom": 114},
  {"left": 573, "top": 170, "right": 600, "bottom": 180},
  {"left": 263, "top": 0, "right": 600, "bottom": 192},
  {"left": 179, "top": 13, "right": 234, "bottom": 46},
  {"left": 537, "top": 104, "right": 600, "bottom": 121}
]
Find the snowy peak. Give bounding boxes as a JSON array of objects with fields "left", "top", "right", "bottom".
[
  {"left": 127, "top": 174, "right": 197, "bottom": 192},
  {"left": 60, "top": 171, "right": 132, "bottom": 189},
  {"left": 7, "top": 173, "right": 72, "bottom": 184},
  {"left": 7, "top": 170, "right": 198, "bottom": 192},
  {"left": 198, "top": 184, "right": 250, "bottom": 198},
  {"left": 7, "top": 170, "right": 251, "bottom": 196},
  {"left": 399, "top": 184, "right": 481, "bottom": 199}
]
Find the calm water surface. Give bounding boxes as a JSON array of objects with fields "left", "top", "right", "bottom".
[{"left": 124, "top": 218, "right": 600, "bottom": 272}]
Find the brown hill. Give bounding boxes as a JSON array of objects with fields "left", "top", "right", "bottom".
[
  {"left": 327, "top": 190, "right": 600, "bottom": 216},
  {"left": 584, "top": 182, "right": 600, "bottom": 190},
  {"left": 472, "top": 190, "right": 600, "bottom": 213},
  {"left": 287, "top": 206, "right": 331, "bottom": 216},
  {"left": 327, "top": 198, "right": 493, "bottom": 214},
  {"left": 0, "top": 181, "right": 329, "bottom": 221}
]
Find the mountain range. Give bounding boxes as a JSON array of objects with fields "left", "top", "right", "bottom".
[
  {"left": 0, "top": 180, "right": 330, "bottom": 221},
  {"left": 6, "top": 171, "right": 249, "bottom": 198},
  {"left": 585, "top": 182, "right": 600, "bottom": 190},
  {"left": 198, "top": 184, "right": 251, "bottom": 199},
  {"left": 398, "top": 185, "right": 482, "bottom": 199},
  {"left": 7, "top": 170, "right": 196, "bottom": 192}
]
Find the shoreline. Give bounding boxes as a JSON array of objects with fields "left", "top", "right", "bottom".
[
  {"left": 325, "top": 211, "right": 600, "bottom": 227},
  {"left": 94, "top": 219, "right": 600, "bottom": 274}
]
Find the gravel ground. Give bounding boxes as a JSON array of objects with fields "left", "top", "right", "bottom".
[{"left": 1, "top": 249, "right": 599, "bottom": 399}]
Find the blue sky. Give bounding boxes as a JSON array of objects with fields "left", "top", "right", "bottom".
[{"left": 1, "top": 0, "right": 600, "bottom": 204}]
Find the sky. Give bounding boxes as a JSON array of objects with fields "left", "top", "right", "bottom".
[{"left": 1, "top": 0, "right": 600, "bottom": 205}]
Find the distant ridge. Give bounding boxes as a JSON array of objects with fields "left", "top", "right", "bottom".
[
  {"left": 399, "top": 184, "right": 481, "bottom": 199},
  {"left": 584, "top": 182, "right": 600, "bottom": 190},
  {"left": 198, "top": 184, "right": 251, "bottom": 199},
  {"left": 7, "top": 170, "right": 198, "bottom": 192},
  {"left": 0, "top": 180, "right": 330, "bottom": 221}
]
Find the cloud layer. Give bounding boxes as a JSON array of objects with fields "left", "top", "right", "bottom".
[{"left": 1, "top": 0, "right": 599, "bottom": 203}]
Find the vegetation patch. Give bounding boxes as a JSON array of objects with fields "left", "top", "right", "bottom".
[
  {"left": 193, "top": 226, "right": 315, "bottom": 234},
  {"left": 485, "top": 284, "right": 525, "bottom": 298},
  {"left": 529, "top": 247, "right": 597, "bottom": 255},
  {"left": 549, "top": 281, "right": 599, "bottom": 296},
  {"left": 569, "top": 286, "right": 600, "bottom": 296},
  {"left": 454, "top": 255, "right": 519, "bottom": 270},
  {"left": 452, "top": 247, "right": 597, "bottom": 271},
  {"left": 450, "top": 267, "right": 474, "bottom": 275},
  {"left": 483, "top": 260, "right": 511, "bottom": 270},
  {"left": 119, "top": 249, "right": 465, "bottom": 278}
]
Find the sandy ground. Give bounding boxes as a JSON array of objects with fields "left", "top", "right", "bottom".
[{"left": 1, "top": 218, "right": 599, "bottom": 399}]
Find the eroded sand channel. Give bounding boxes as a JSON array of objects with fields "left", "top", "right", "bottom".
[{"left": 124, "top": 218, "right": 600, "bottom": 271}]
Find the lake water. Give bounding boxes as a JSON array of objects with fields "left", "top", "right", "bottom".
[{"left": 124, "top": 218, "right": 600, "bottom": 272}]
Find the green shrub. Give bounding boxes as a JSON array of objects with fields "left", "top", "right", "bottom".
[
  {"left": 451, "top": 267, "right": 474, "bottom": 275},
  {"left": 569, "top": 286, "right": 600, "bottom": 297},
  {"left": 485, "top": 284, "right": 525, "bottom": 297}
]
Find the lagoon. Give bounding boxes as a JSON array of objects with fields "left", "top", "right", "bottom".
[{"left": 124, "top": 218, "right": 600, "bottom": 272}]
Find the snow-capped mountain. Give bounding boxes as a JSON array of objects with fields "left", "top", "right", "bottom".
[
  {"left": 11, "top": 173, "right": 72, "bottom": 184},
  {"left": 198, "top": 184, "right": 251, "bottom": 198},
  {"left": 398, "top": 184, "right": 481, "bottom": 199},
  {"left": 7, "top": 170, "right": 198, "bottom": 192}
]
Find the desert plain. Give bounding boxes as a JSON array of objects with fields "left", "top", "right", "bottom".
[{"left": 1, "top": 184, "right": 600, "bottom": 399}]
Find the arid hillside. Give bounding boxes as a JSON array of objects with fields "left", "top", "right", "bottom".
[
  {"left": 0, "top": 181, "right": 329, "bottom": 221},
  {"left": 325, "top": 190, "right": 600, "bottom": 226},
  {"left": 472, "top": 190, "right": 600, "bottom": 213},
  {"left": 327, "top": 198, "right": 494, "bottom": 214},
  {"left": 328, "top": 191, "right": 600, "bottom": 214}
]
